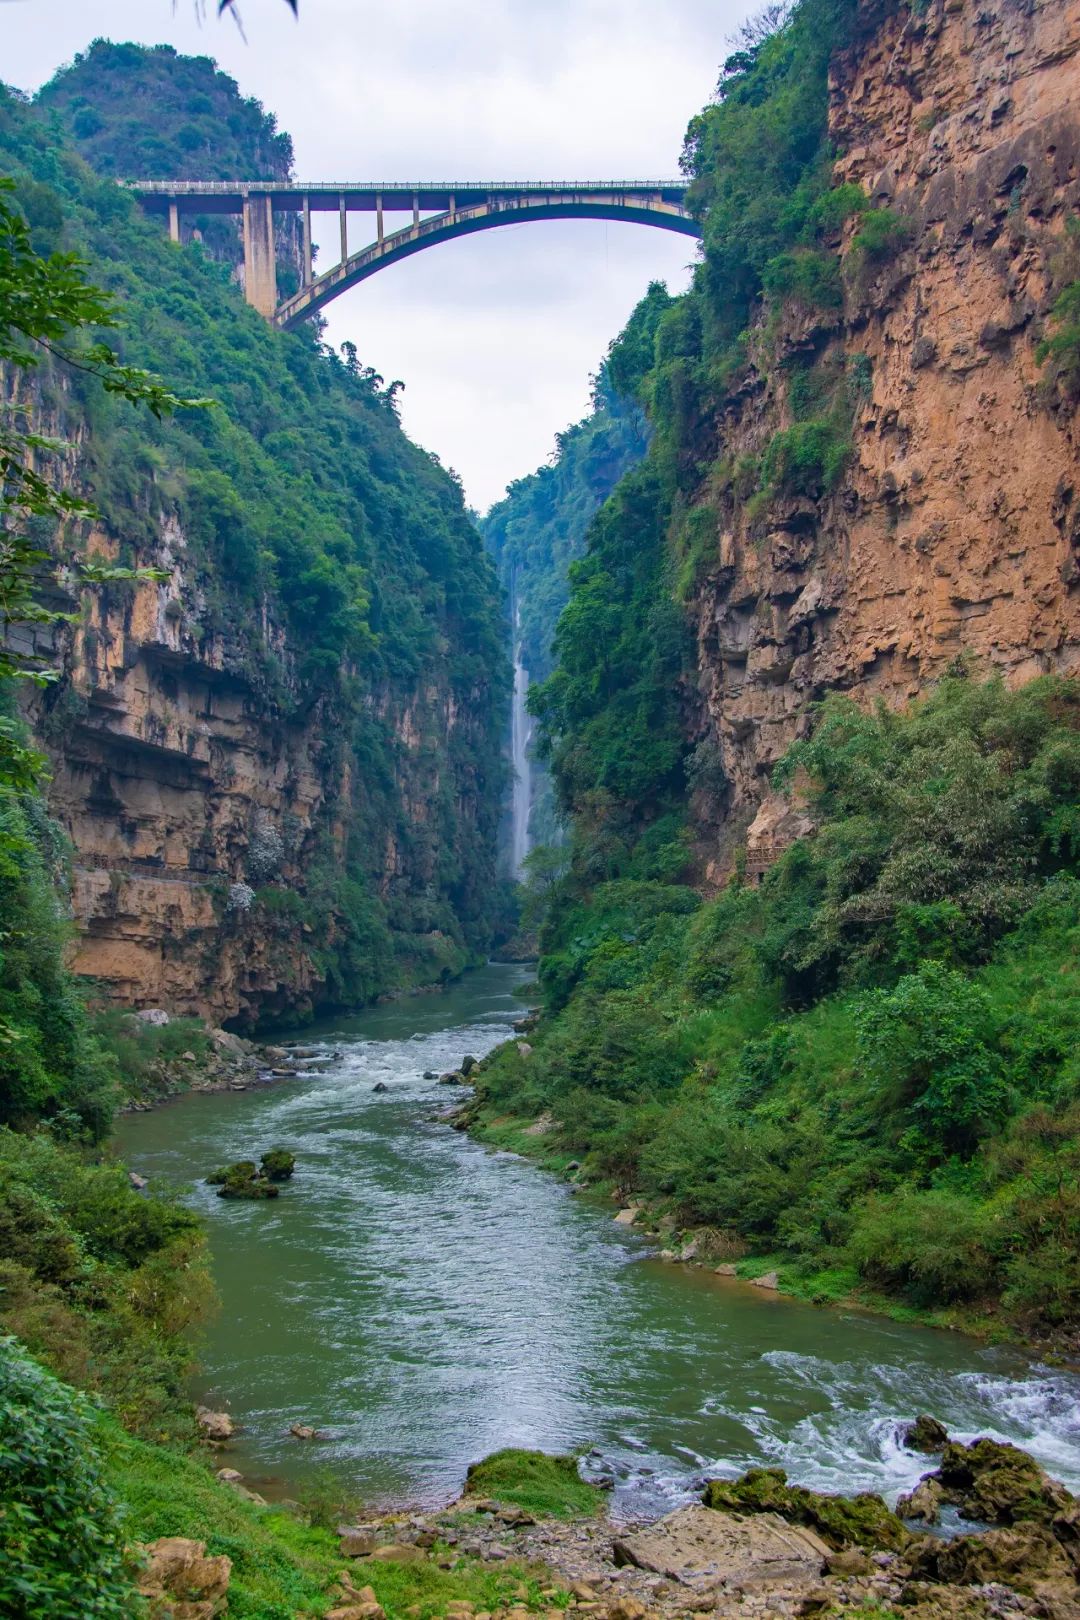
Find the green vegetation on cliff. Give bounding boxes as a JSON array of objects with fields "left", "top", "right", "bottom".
[
  {"left": 482, "top": 314, "right": 659, "bottom": 687},
  {"left": 473, "top": 0, "right": 1080, "bottom": 1337},
  {"left": 37, "top": 39, "right": 301, "bottom": 288},
  {"left": 478, "top": 674, "right": 1080, "bottom": 1332},
  {"left": 37, "top": 40, "right": 294, "bottom": 181},
  {"left": 481, "top": 291, "right": 665, "bottom": 847}
]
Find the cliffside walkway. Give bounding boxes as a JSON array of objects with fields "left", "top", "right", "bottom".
[{"left": 126, "top": 180, "right": 699, "bottom": 327}]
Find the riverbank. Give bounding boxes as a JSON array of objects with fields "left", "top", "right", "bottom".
[
  {"left": 103, "top": 1417, "right": 1080, "bottom": 1620},
  {"left": 459, "top": 1101, "right": 1078, "bottom": 1361}
]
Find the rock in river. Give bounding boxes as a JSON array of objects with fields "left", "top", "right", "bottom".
[{"left": 196, "top": 1406, "right": 235, "bottom": 1441}]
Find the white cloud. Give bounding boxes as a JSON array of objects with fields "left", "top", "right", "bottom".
[{"left": 5, "top": 0, "right": 751, "bottom": 507}]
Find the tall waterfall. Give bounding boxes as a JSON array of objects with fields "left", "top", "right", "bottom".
[{"left": 510, "top": 596, "right": 532, "bottom": 878}]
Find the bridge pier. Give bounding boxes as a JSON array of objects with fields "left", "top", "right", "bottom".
[
  {"left": 242, "top": 193, "right": 277, "bottom": 318},
  {"left": 302, "top": 195, "right": 312, "bottom": 286}
]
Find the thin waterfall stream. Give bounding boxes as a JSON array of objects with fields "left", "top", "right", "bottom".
[
  {"left": 113, "top": 964, "right": 1080, "bottom": 1518},
  {"left": 510, "top": 592, "right": 532, "bottom": 878}
]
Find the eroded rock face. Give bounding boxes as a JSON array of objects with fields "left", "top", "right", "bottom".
[
  {"left": 20, "top": 513, "right": 493, "bottom": 1027},
  {"left": 688, "top": 0, "right": 1080, "bottom": 874}
]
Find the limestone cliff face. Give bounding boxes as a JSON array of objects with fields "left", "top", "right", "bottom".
[
  {"left": 688, "top": 0, "right": 1080, "bottom": 874},
  {"left": 24, "top": 513, "right": 492, "bottom": 1029}
]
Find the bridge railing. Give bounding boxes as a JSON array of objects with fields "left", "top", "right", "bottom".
[{"left": 126, "top": 179, "right": 688, "bottom": 195}]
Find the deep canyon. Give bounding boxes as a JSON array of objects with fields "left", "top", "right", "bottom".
[{"left": 5, "top": 1, "right": 1080, "bottom": 1617}]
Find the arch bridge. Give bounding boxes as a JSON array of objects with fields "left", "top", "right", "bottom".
[{"left": 128, "top": 180, "right": 699, "bottom": 328}]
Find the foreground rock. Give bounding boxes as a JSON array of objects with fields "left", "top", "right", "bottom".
[
  {"left": 613, "top": 1504, "right": 830, "bottom": 1593},
  {"left": 192, "top": 1438, "right": 1080, "bottom": 1620},
  {"left": 897, "top": 1434, "right": 1074, "bottom": 1529},
  {"left": 703, "top": 1466, "right": 911, "bottom": 1550},
  {"left": 137, "top": 1536, "right": 231, "bottom": 1618}
]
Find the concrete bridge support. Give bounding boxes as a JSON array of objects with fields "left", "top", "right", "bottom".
[{"left": 242, "top": 193, "right": 278, "bottom": 319}]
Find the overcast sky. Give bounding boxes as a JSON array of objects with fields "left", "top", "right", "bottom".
[{"left": 5, "top": 0, "right": 749, "bottom": 510}]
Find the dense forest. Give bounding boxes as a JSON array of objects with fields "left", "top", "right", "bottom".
[
  {"left": 471, "top": 0, "right": 1080, "bottom": 1339},
  {"left": 38, "top": 40, "right": 302, "bottom": 286}
]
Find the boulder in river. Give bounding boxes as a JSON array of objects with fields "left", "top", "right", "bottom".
[
  {"left": 217, "top": 1166, "right": 279, "bottom": 1199},
  {"left": 902, "top": 1414, "right": 949, "bottom": 1453},
  {"left": 908, "top": 1436, "right": 1073, "bottom": 1527},
  {"left": 373, "top": 1081, "right": 390, "bottom": 1092},
  {"left": 461, "top": 1054, "right": 478, "bottom": 1075},
  {"left": 896, "top": 1476, "right": 944, "bottom": 1523},
  {"left": 207, "top": 1151, "right": 295, "bottom": 1198},
  {"left": 196, "top": 1406, "right": 235, "bottom": 1441},
  {"left": 260, "top": 1147, "right": 296, "bottom": 1181},
  {"left": 206, "top": 1160, "right": 257, "bottom": 1186}
]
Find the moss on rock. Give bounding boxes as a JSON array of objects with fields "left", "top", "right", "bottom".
[
  {"left": 260, "top": 1148, "right": 296, "bottom": 1182},
  {"left": 464, "top": 1449, "right": 604, "bottom": 1520},
  {"left": 702, "top": 1467, "right": 912, "bottom": 1551}
]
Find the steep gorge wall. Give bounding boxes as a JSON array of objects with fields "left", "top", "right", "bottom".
[
  {"left": 11, "top": 473, "right": 500, "bottom": 1028},
  {"left": 2, "top": 68, "right": 507, "bottom": 1030},
  {"left": 687, "top": 0, "right": 1080, "bottom": 871},
  {"left": 25, "top": 519, "right": 486, "bottom": 1028}
]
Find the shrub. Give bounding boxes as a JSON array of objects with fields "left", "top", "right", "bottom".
[
  {"left": 846, "top": 207, "right": 913, "bottom": 283},
  {"left": 1037, "top": 279, "right": 1080, "bottom": 400},
  {"left": 0, "top": 1338, "right": 136, "bottom": 1619},
  {"left": 761, "top": 248, "right": 843, "bottom": 310},
  {"left": 0, "top": 1131, "right": 212, "bottom": 1439},
  {"left": 846, "top": 1187, "right": 1003, "bottom": 1304},
  {"left": 854, "top": 963, "right": 1008, "bottom": 1158},
  {"left": 760, "top": 414, "right": 852, "bottom": 496}
]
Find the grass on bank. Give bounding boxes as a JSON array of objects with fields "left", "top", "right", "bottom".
[
  {"left": 4, "top": 1336, "right": 581, "bottom": 1620},
  {"left": 464, "top": 1449, "right": 605, "bottom": 1520},
  {"left": 107, "top": 1425, "right": 587, "bottom": 1618}
]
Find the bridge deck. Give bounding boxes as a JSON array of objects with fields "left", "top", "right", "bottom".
[{"left": 127, "top": 179, "right": 689, "bottom": 215}]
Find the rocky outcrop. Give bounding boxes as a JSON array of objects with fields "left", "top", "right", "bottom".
[{"left": 689, "top": 0, "right": 1080, "bottom": 873}]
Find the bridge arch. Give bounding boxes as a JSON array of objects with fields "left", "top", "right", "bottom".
[
  {"left": 128, "top": 180, "right": 700, "bottom": 325},
  {"left": 274, "top": 193, "right": 700, "bottom": 329}
]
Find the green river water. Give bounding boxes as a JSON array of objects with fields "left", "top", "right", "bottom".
[{"left": 112, "top": 963, "right": 1080, "bottom": 1520}]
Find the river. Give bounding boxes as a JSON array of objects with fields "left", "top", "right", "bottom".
[{"left": 113, "top": 963, "right": 1080, "bottom": 1520}]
